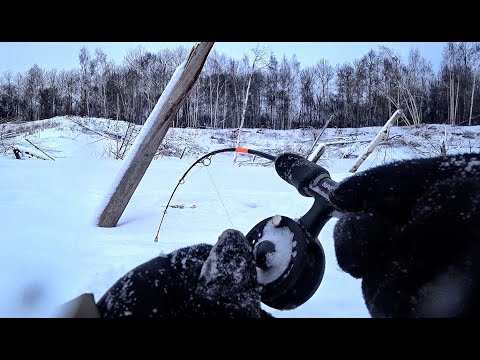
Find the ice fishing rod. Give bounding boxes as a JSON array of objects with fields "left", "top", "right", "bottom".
[
  {"left": 154, "top": 147, "right": 276, "bottom": 242},
  {"left": 155, "top": 147, "right": 343, "bottom": 311}
]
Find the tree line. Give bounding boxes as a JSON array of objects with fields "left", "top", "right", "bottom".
[{"left": 1, "top": 42, "right": 479, "bottom": 129}]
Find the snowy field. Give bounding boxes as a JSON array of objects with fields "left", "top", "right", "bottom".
[{"left": 1, "top": 117, "right": 479, "bottom": 318}]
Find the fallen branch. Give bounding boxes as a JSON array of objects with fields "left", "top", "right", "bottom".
[
  {"left": 324, "top": 135, "right": 402, "bottom": 147},
  {"left": 180, "top": 147, "right": 187, "bottom": 159},
  {"left": 25, "top": 139, "right": 55, "bottom": 161},
  {"left": 308, "top": 143, "right": 326, "bottom": 163},
  {"left": 349, "top": 109, "right": 403, "bottom": 173},
  {"left": 210, "top": 135, "right": 235, "bottom": 143},
  {"left": 71, "top": 120, "right": 119, "bottom": 141},
  {"left": 307, "top": 114, "right": 334, "bottom": 157},
  {"left": 237, "top": 159, "right": 272, "bottom": 167},
  {"left": 13, "top": 146, "right": 50, "bottom": 160},
  {"left": 2, "top": 132, "right": 20, "bottom": 139},
  {"left": 325, "top": 139, "right": 371, "bottom": 146},
  {"left": 160, "top": 204, "right": 197, "bottom": 209}
]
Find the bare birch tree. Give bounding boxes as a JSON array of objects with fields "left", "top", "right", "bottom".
[{"left": 233, "top": 44, "right": 268, "bottom": 163}]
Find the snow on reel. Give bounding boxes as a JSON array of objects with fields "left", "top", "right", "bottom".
[{"left": 246, "top": 215, "right": 325, "bottom": 311}]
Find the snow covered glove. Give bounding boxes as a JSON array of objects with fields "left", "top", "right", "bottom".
[
  {"left": 330, "top": 153, "right": 480, "bottom": 318},
  {"left": 96, "top": 229, "right": 270, "bottom": 318}
]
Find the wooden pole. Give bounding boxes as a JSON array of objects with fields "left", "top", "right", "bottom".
[{"left": 97, "top": 42, "right": 214, "bottom": 228}]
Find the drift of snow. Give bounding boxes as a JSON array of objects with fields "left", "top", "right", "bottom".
[
  {"left": 255, "top": 220, "right": 294, "bottom": 285},
  {"left": 93, "top": 61, "right": 186, "bottom": 225}
]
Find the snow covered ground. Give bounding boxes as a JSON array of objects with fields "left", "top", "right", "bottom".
[{"left": 1, "top": 117, "right": 479, "bottom": 318}]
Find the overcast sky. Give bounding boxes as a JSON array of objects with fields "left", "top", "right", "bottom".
[{"left": 0, "top": 42, "right": 447, "bottom": 74}]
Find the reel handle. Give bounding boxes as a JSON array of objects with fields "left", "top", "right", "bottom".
[{"left": 275, "top": 153, "right": 340, "bottom": 239}]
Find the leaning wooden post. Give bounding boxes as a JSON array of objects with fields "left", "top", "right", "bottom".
[
  {"left": 349, "top": 109, "right": 403, "bottom": 173},
  {"left": 96, "top": 42, "right": 214, "bottom": 228}
]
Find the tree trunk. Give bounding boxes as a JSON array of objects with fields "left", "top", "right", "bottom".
[
  {"left": 209, "top": 74, "right": 213, "bottom": 127},
  {"left": 449, "top": 73, "right": 453, "bottom": 124},
  {"left": 86, "top": 86, "right": 90, "bottom": 117},
  {"left": 116, "top": 93, "right": 120, "bottom": 121},
  {"left": 469, "top": 73, "right": 476, "bottom": 126},
  {"left": 103, "top": 83, "right": 107, "bottom": 118},
  {"left": 233, "top": 78, "right": 239, "bottom": 128},
  {"left": 52, "top": 90, "right": 56, "bottom": 116},
  {"left": 233, "top": 72, "right": 253, "bottom": 163},
  {"left": 194, "top": 84, "right": 199, "bottom": 127},
  {"left": 223, "top": 77, "right": 227, "bottom": 129},
  {"left": 454, "top": 78, "right": 460, "bottom": 124},
  {"left": 214, "top": 75, "right": 220, "bottom": 128}
]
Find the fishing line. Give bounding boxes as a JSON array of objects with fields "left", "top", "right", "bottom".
[{"left": 205, "top": 165, "right": 234, "bottom": 228}]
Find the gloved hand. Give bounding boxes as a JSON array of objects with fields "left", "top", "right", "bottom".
[
  {"left": 96, "top": 229, "right": 271, "bottom": 318},
  {"left": 330, "top": 153, "right": 480, "bottom": 318}
]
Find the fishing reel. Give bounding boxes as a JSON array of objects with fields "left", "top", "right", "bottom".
[
  {"left": 158, "top": 148, "right": 340, "bottom": 311},
  {"left": 246, "top": 153, "right": 339, "bottom": 310}
]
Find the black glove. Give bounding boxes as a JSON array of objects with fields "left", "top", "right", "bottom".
[
  {"left": 96, "top": 229, "right": 271, "bottom": 318},
  {"left": 330, "top": 153, "right": 480, "bottom": 318}
]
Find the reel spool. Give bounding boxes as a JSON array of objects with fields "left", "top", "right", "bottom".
[{"left": 245, "top": 215, "right": 326, "bottom": 310}]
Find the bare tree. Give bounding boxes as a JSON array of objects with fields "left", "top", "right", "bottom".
[
  {"left": 377, "top": 47, "right": 432, "bottom": 126},
  {"left": 2, "top": 42, "right": 480, "bottom": 130},
  {"left": 443, "top": 43, "right": 462, "bottom": 125},
  {"left": 314, "top": 59, "right": 334, "bottom": 119},
  {"left": 24, "top": 65, "right": 44, "bottom": 121},
  {"left": 79, "top": 47, "right": 92, "bottom": 117},
  {"left": 45, "top": 69, "right": 58, "bottom": 117},
  {"left": 469, "top": 43, "right": 480, "bottom": 125},
  {"left": 95, "top": 48, "right": 111, "bottom": 118},
  {"left": 233, "top": 44, "right": 268, "bottom": 163}
]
